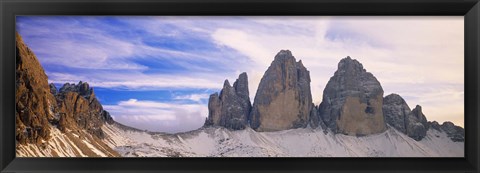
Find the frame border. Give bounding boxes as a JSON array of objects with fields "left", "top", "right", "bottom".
[{"left": 1, "top": 0, "right": 479, "bottom": 172}]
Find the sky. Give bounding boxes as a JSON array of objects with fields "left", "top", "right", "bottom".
[{"left": 16, "top": 16, "right": 464, "bottom": 133}]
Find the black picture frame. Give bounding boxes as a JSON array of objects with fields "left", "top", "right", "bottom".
[{"left": 1, "top": 0, "right": 479, "bottom": 172}]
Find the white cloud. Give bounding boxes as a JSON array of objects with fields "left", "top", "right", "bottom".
[
  {"left": 104, "top": 99, "right": 208, "bottom": 133},
  {"left": 174, "top": 94, "right": 210, "bottom": 103},
  {"left": 48, "top": 71, "right": 225, "bottom": 90}
]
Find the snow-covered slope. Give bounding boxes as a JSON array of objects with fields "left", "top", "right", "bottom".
[
  {"left": 16, "top": 125, "right": 120, "bottom": 157},
  {"left": 102, "top": 123, "right": 463, "bottom": 157}
]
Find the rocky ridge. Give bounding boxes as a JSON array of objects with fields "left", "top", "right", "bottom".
[
  {"left": 383, "top": 94, "right": 429, "bottom": 140},
  {"left": 15, "top": 32, "right": 117, "bottom": 156},
  {"left": 203, "top": 50, "right": 463, "bottom": 143},
  {"left": 52, "top": 81, "right": 114, "bottom": 138}
]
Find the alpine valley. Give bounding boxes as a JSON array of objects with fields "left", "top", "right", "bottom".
[{"left": 15, "top": 32, "right": 464, "bottom": 157}]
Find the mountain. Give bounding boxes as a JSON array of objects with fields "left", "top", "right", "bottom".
[
  {"left": 15, "top": 33, "right": 464, "bottom": 157},
  {"left": 15, "top": 32, "right": 119, "bottom": 157},
  {"left": 318, "top": 56, "right": 386, "bottom": 136},
  {"left": 383, "top": 94, "right": 428, "bottom": 140},
  {"left": 250, "top": 50, "right": 313, "bottom": 131},
  {"left": 101, "top": 123, "right": 463, "bottom": 157},
  {"left": 204, "top": 72, "right": 252, "bottom": 130}
]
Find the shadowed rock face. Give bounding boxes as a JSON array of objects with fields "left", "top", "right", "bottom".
[
  {"left": 383, "top": 94, "right": 411, "bottom": 134},
  {"left": 383, "top": 94, "right": 431, "bottom": 141},
  {"left": 250, "top": 50, "right": 312, "bottom": 131},
  {"left": 429, "top": 121, "right": 465, "bottom": 142},
  {"left": 318, "top": 57, "right": 386, "bottom": 136},
  {"left": 15, "top": 32, "right": 56, "bottom": 145},
  {"left": 204, "top": 72, "right": 252, "bottom": 130},
  {"left": 407, "top": 105, "right": 428, "bottom": 140}
]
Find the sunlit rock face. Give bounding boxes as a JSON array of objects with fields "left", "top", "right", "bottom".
[
  {"left": 318, "top": 56, "right": 386, "bottom": 136},
  {"left": 15, "top": 32, "right": 56, "bottom": 145},
  {"left": 250, "top": 50, "right": 313, "bottom": 132},
  {"left": 54, "top": 81, "right": 114, "bottom": 138},
  {"left": 204, "top": 72, "right": 252, "bottom": 130}
]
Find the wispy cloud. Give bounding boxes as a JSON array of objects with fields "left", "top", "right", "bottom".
[{"left": 173, "top": 94, "right": 210, "bottom": 103}]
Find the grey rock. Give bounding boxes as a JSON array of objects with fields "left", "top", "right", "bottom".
[
  {"left": 59, "top": 81, "right": 94, "bottom": 99},
  {"left": 427, "top": 121, "right": 442, "bottom": 131},
  {"left": 309, "top": 104, "right": 319, "bottom": 129},
  {"left": 383, "top": 93, "right": 411, "bottom": 133},
  {"left": 383, "top": 94, "right": 429, "bottom": 141},
  {"left": 406, "top": 105, "right": 428, "bottom": 140},
  {"left": 204, "top": 72, "right": 252, "bottom": 130},
  {"left": 440, "top": 121, "right": 465, "bottom": 142},
  {"left": 411, "top": 105, "right": 428, "bottom": 128},
  {"left": 318, "top": 56, "right": 386, "bottom": 136},
  {"left": 49, "top": 83, "right": 58, "bottom": 95},
  {"left": 250, "top": 50, "right": 312, "bottom": 131}
]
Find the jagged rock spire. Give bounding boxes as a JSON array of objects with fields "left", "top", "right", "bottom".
[
  {"left": 204, "top": 72, "right": 252, "bottom": 130},
  {"left": 250, "top": 50, "right": 312, "bottom": 131}
]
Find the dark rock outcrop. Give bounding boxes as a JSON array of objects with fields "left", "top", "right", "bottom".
[
  {"left": 250, "top": 50, "right": 312, "bottom": 131},
  {"left": 15, "top": 32, "right": 56, "bottom": 145},
  {"left": 429, "top": 121, "right": 465, "bottom": 142},
  {"left": 204, "top": 72, "right": 252, "bottom": 130},
  {"left": 383, "top": 94, "right": 430, "bottom": 141},
  {"left": 309, "top": 104, "right": 319, "bottom": 129},
  {"left": 406, "top": 105, "right": 429, "bottom": 140},
  {"left": 383, "top": 94, "right": 411, "bottom": 134},
  {"left": 318, "top": 56, "right": 386, "bottom": 136}
]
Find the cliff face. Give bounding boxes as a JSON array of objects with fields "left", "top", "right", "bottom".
[
  {"left": 204, "top": 73, "right": 252, "bottom": 130},
  {"left": 15, "top": 32, "right": 117, "bottom": 156},
  {"left": 250, "top": 50, "right": 313, "bottom": 131},
  {"left": 318, "top": 57, "right": 386, "bottom": 136},
  {"left": 15, "top": 32, "right": 57, "bottom": 145},
  {"left": 53, "top": 82, "right": 114, "bottom": 138}
]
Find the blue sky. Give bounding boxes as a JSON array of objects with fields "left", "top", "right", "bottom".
[{"left": 16, "top": 16, "right": 464, "bottom": 133}]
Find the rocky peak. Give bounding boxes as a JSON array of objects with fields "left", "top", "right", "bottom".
[
  {"left": 337, "top": 56, "right": 366, "bottom": 73},
  {"left": 250, "top": 50, "right": 312, "bottom": 131},
  {"left": 427, "top": 121, "right": 464, "bottom": 142},
  {"left": 49, "top": 83, "right": 58, "bottom": 95},
  {"left": 383, "top": 93, "right": 411, "bottom": 134},
  {"left": 412, "top": 105, "right": 428, "bottom": 127},
  {"left": 383, "top": 94, "right": 430, "bottom": 141},
  {"left": 233, "top": 72, "right": 249, "bottom": 100},
  {"left": 55, "top": 80, "right": 112, "bottom": 138},
  {"left": 318, "top": 56, "right": 386, "bottom": 136},
  {"left": 59, "top": 81, "right": 94, "bottom": 99},
  {"left": 204, "top": 72, "right": 252, "bottom": 130}
]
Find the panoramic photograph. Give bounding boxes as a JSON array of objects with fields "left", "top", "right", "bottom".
[{"left": 15, "top": 16, "right": 464, "bottom": 157}]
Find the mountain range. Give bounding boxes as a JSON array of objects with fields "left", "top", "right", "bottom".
[{"left": 15, "top": 32, "right": 464, "bottom": 157}]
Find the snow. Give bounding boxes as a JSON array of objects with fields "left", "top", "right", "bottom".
[
  {"left": 102, "top": 124, "right": 464, "bottom": 157},
  {"left": 16, "top": 126, "right": 115, "bottom": 157}
]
